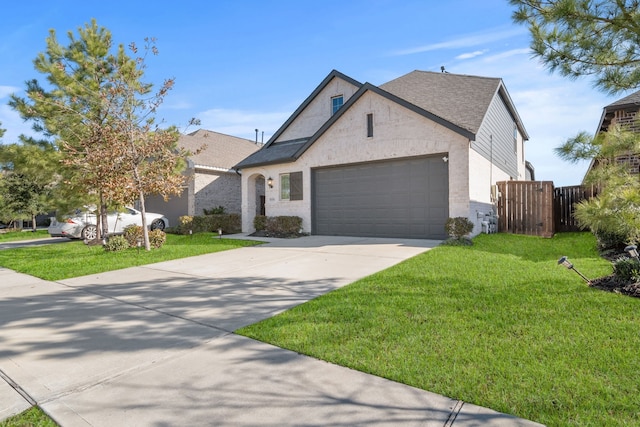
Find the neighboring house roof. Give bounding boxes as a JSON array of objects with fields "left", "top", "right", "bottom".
[
  {"left": 583, "top": 89, "right": 640, "bottom": 184},
  {"left": 179, "top": 129, "right": 260, "bottom": 171},
  {"left": 596, "top": 89, "right": 640, "bottom": 133},
  {"left": 236, "top": 69, "right": 528, "bottom": 170}
]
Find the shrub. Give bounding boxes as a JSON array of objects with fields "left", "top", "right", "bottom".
[
  {"left": 445, "top": 217, "right": 474, "bottom": 240},
  {"left": 103, "top": 235, "right": 129, "bottom": 252},
  {"left": 123, "top": 225, "right": 143, "bottom": 247},
  {"left": 613, "top": 257, "right": 640, "bottom": 282},
  {"left": 149, "top": 229, "right": 167, "bottom": 249},
  {"left": 203, "top": 206, "right": 226, "bottom": 215},
  {"left": 168, "top": 214, "right": 241, "bottom": 235},
  {"left": 593, "top": 229, "right": 627, "bottom": 253},
  {"left": 254, "top": 215, "right": 267, "bottom": 231},
  {"left": 179, "top": 215, "right": 193, "bottom": 226},
  {"left": 265, "top": 216, "right": 302, "bottom": 236}
]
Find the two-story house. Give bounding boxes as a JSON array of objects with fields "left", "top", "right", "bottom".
[{"left": 236, "top": 70, "right": 530, "bottom": 239}]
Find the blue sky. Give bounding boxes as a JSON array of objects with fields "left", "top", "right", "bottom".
[{"left": 0, "top": 0, "right": 627, "bottom": 186}]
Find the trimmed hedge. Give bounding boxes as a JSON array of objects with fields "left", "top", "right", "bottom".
[
  {"left": 170, "top": 214, "right": 241, "bottom": 235},
  {"left": 262, "top": 216, "right": 303, "bottom": 237},
  {"left": 266, "top": 216, "right": 302, "bottom": 235},
  {"left": 254, "top": 215, "right": 267, "bottom": 231}
]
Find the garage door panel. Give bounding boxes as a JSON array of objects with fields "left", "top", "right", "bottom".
[{"left": 313, "top": 156, "right": 449, "bottom": 239}]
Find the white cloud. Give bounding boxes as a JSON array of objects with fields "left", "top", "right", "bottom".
[
  {"left": 479, "top": 48, "right": 532, "bottom": 63},
  {"left": 0, "top": 105, "right": 34, "bottom": 144},
  {"left": 392, "top": 27, "right": 525, "bottom": 56},
  {"left": 456, "top": 50, "right": 487, "bottom": 60},
  {"left": 0, "top": 85, "right": 20, "bottom": 99},
  {"left": 196, "top": 108, "right": 291, "bottom": 142}
]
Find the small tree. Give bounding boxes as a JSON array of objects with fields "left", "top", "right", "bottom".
[
  {"left": 11, "top": 21, "right": 197, "bottom": 248},
  {"left": 0, "top": 137, "right": 60, "bottom": 230},
  {"left": 90, "top": 38, "right": 195, "bottom": 250}
]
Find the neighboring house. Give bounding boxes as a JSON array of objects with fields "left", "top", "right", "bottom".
[
  {"left": 236, "top": 70, "right": 530, "bottom": 239},
  {"left": 583, "top": 89, "right": 640, "bottom": 180},
  {"left": 145, "top": 129, "right": 260, "bottom": 226}
]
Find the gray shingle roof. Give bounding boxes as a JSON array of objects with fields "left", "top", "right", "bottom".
[
  {"left": 379, "top": 70, "right": 501, "bottom": 135},
  {"left": 179, "top": 129, "right": 260, "bottom": 170},
  {"left": 605, "top": 89, "right": 640, "bottom": 109},
  {"left": 236, "top": 69, "right": 527, "bottom": 169},
  {"left": 597, "top": 90, "right": 640, "bottom": 133},
  {"left": 235, "top": 138, "right": 308, "bottom": 169}
]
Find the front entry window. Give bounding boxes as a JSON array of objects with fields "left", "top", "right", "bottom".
[{"left": 280, "top": 172, "right": 303, "bottom": 201}]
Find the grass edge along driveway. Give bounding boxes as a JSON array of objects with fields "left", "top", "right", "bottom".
[
  {"left": 0, "top": 232, "right": 261, "bottom": 281},
  {"left": 238, "top": 232, "right": 640, "bottom": 427}
]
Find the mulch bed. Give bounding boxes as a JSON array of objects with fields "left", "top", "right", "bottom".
[
  {"left": 249, "top": 230, "right": 308, "bottom": 238},
  {"left": 589, "top": 275, "right": 640, "bottom": 298}
]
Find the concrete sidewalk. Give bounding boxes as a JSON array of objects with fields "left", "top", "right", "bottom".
[{"left": 0, "top": 235, "right": 544, "bottom": 426}]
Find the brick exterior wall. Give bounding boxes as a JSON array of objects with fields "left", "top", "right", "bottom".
[
  {"left": 611, "top": 109, "right": 640, "bottom": 174},
  {"left": 194, "top": 170, "right": 243, "bottom": 215},
  {"left": 612, "top": 109, "right": 640, "bottom": 132}
]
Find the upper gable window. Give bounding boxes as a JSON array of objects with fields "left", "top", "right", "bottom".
[
  {"left": 331, "top": 95, "right": 344, "bottom": 115},
  {"left": 367, "top": 113, "right": 374, "bottom": 138}
]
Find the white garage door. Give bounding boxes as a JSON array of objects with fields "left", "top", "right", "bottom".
[{"left": 312, "top": 156, "right": 449, "bottom": 239}]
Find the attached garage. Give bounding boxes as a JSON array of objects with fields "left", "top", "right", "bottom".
[{"left": 312, "top": 155, "right": 449, "bottom": 239}]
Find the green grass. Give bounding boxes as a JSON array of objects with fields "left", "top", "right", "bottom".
[
  {"left": 0, "top": 233, "right": 261, "bottom": 281},
  {"left": 0, "top": 230, "right": 49, "bottom": 242},
  {"left": 0, "top": 407, "right": 57, "bottom": 427},
  {"left": 237, "top": 233, "right": 640, "bottom": 427}
]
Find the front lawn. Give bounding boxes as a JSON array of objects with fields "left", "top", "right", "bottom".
[
  {"left": 0, "top": 233, "right": 261, "bottom": 280},
  {"left": 237, "top": 232, "right": 640, "bottom": 427},
  {"left": 0, "top": 229, "right": 49, "bottom": 242}
]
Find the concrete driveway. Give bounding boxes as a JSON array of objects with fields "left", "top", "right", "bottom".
[{"left": 0, "top": 235, "right": 544, "bottom": 426}]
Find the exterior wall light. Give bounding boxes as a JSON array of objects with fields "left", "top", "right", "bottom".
[
  {"left": 557, "top": 256, "right": 591, "bottom": 284},
  {"left": 267, "top": 177, "right": 273, "bottom": 188},
  {"left": 624, "top": 245, "right": 639, "bottom": 260}
]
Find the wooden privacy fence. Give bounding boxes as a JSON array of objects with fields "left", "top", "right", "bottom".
[
  {"left": 497, "top": 181, "right": 554, "bottom": 237},
  {"left": 553, "top": 185, "right": 598, "bottom": 232},
  {"left": 496, "top": 181, "right": 597, "bottom": 237}
]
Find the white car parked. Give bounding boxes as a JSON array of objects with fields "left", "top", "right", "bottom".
[{"left": 48, "top": 207, "right": 169, "bottom": 240}]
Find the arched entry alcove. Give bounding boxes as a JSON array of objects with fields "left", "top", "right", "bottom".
[{"left": 245, "top": 173, "right": 266, "bottom": 232}]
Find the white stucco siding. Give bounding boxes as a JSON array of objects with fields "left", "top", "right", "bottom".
[
  {"left": 242, "top": 90, "right": 471, "bottom": 233},
  {"left": 468, "top": 148, "right": 511, "bottom": 234},
  {"left": 276, "top": 77, "right": 360, "bottom": 142},
  {"left": 468, "top": 149, "right": 512, "bottom": 204}
]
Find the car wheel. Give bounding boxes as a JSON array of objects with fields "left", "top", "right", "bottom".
[
  {"left": 82, "top": 225, "right": 98, "bottom": 241},
  {"left": 150, "top": 219, "right": 165, "bottom": 231}
]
